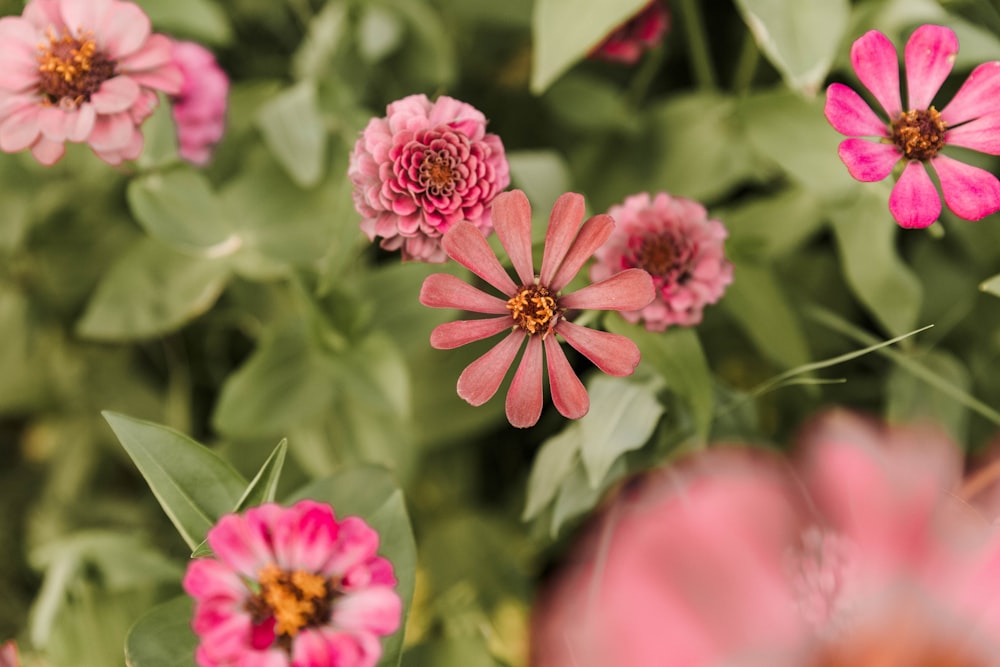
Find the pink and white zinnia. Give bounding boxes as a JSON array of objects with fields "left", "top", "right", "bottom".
[
  {"left": 825, "top": 24, "right": 1000, "bottom": 228},
  {"left": 420, "top": 190, "right": 655, "bottom": 428},
  {"left": 0, "top": 0, "right": 183, "bottom": 166},
  {"left": 183, "top": 501, "right": 401, "bottom": 667}
]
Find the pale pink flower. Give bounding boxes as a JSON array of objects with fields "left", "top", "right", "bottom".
[
  {"left": 419, "top": 189, "right": 655, "bottom": 428},
  {"left": 0, "top": 0, "right": 183, "bottom": 166},
  {"left": 170, "top": 40, "right": 228, "bottom": 166},
  {"left": 531, "top": 410, "right": 1000, "bottom": 666},
  {"left": 183, "top": 500, "right": 401, "bottom": 667},
  {"left": 825, "top": 24, "right": 1000, "bottom": 228},
  {"left": 591, "top": 191, "right": 733, "bottom": 330},
  {"left": 348, "top": 93, "right": 510, "bottom": 263},
  {"left": 0, "top": 642, "right": 19, "bottom": 667},
  {"left": 589, "top": 0, "right": 670, "bottom": 65}
]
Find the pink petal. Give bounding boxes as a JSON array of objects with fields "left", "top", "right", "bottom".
[
  {"left": 456, "top": 330, "right": 524, "bottom": 406},
  {"left": 442, "top": 221, "right": 518, "bottom": 295},
  {"left": 90, "top": 76, "right": 140, "bottom": 114},
  {"left": 941, "top": 61, "right": 1000, "bottom": 125},
  {"left": 824, "top": 83, "right": 890, "bottom": 137},
  {"left": 238, "top": 648, "right": 287, "bottom": 667},
  {"left": 38, "top": 106, "right": 68, "bottom": 142},
  {"left": 0, "top": 642, "right": 18, "bottom": 667},
  {"left": 331, "top": 587, "right": 402, "bottom": 635},
  {"left": 560, "top": 268, "right": 655, "bottom": 312},
  {"left": 545, "top": 335, "right": 588, "bottom": 419},
  {"left": 65, "top": 103, "right": 95, "bottom": 141},
  {"left": 539, "top": 192, "right": 586, "bottom": 285},
  {"left": 837, "top": 138, "right": 900, "bottom": 182},
  {"left": 555, "top": 321, "right": 640, "bottom": 377},
  {"left": 0, "top": 105, "right": 40, "bottom": 152},
  {"left": 419, "top": 273, "right": 509, "bottom": 314},
  {"left": 30, "top": 136, "right": 65, "bottom": 165},
  {"left": 207, "top": 511, "right": 275, "bottom": 578},
  {"left": 284, "top": 501, "right": 338, "bottom": 573},
  {"left": 98, "top": 0, "right": 150, "bottom": 58},
  {"left": 86, "top": 111, "right": 133, "bottom": 151},
  {"left": 851, "top": 29, "right": 903, "bottom": 118},
  {"left": 491, "top": 189, "right": 536, "bottom": 285},
  {"left": 293, "top": 630, "right": 365, "bottom": 667},
  {"left": 59, "top": 0, "right": 112, "bottom": 34},
  {"left": 183, "top": 558, "right": 246, "bottom": 601},
  {"left": 889, "top": 161, "right": 941, "bottom": 228},
  {"left": 506, "top": 335, "right": 544, "bottom": 428},
  {"left": 325, "top": 516, "right": 378, "bottom": 576},
  {"left": 430, "top": 317, "right": 513, "bottom": 349},
  {"left": 944, "top": 112, "right": 1000, "bottom": 155},
  {"left": 548, "top": 214, "right": 615, "bottom": 293},
  {"left": 904, "top": 24, "right": 958, "bottom": 110},
  {"left": 932, "top": 154, "right": 1000, "bottom": 221}
]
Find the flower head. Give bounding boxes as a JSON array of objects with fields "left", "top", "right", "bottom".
[
  {"left": 0, "top": 0, "right": 183, "bottom": 166},
  {"left": 419, "top": 189, "right": 655, "bottom": 428},
  {"left": 591, "top": 191, "right": 733, "bottom": 330},
  {"left": 170, "top": 40, "right": 228, "bottom": 166},
  {"left": 0, "top": 642, "right": 19, "bottom": 667},
  {"left": 183, "top": 500, "right": 401, "bottom": 667},
  {"left": 348, "top": 94, "right": 510, "bottom": 263},
  {"left": 589, "top": 0, "right": 670, "bottom": 65},
  {"left": 825, "top": 24, "right": 1000, "bottom": 228}
]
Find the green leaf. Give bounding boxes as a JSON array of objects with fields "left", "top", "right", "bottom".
[
  {"left": 719, "top": 186, "right": 825, "bottom": 258},
  {"left": 506, "top": 150, "right": 573, "bottom": 221},
  {"left": 255, "top": 81, "right": 328, "bottom": 188},
  {"left": 543, "top": 74, "right": 640, "bottom": 133},
  {"left": 522, "top": 423, "right": 582, "bottom": 521},
  {"left": 103, "top": 412, "right": 247, "bottom": 551},
  {"left": 550, "top": 457, "right": 624, "bottom": 537},
  {"left": 124, "top": 596, "right": 198, "bottom": 667},
  {"left": 292, "top": 0, "right": 348, "bottom": 81},
  {"left": 531, "top": 0, "right": 648, "bottom": 93},
  {"left": 886, "top": 349, "right": 970, "bottom": 443},
  {"left": 404, "top": 638, "right": 502, "bottom": 667},
  {"left": 359, "top": 5, "right": 405, "bottom": 64},
  {"left": 134, "top": 98, "right": 180, "bottom": 170},
  {"left": 980, "top": 272, "right": 1000, "bottom": 298},
  {"left": 133, "top": 0, "right": 232, "bottom": 45}
]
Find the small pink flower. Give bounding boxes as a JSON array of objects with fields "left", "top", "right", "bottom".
[
  {"left": 825, "top": 24, "right": 1000, "bottom": 228},
  {"left": 419, "top": 189, "right": 655, "bottom": 428},
  {"left": 591, "top": 191, "right": 733, "bottom": 330},
  {"left": 348, "top": 94, "right": 510, "bottom": 263},
  {"left": 170, "top": 40, "right": 228, "bottom": 166},
  {"left": 183, "top": 500, "right": 401, "bottom": 667},
  {"left": 0, "top": 0, "right": 183, "bottom": 166},
  {"left": 589, "top": 1, "right": 670, "bottom": 65},
  {"left": 0, "top": 642, "right": 19, "bottom": 667}
]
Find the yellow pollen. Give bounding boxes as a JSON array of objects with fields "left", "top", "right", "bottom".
[
  {"left": 257, "top": 564, "right": 330, "bottom": 638},
  {"left": 38, "top": 30, "right": 97, "bottom": 83},
  {"left": 891, "top": 107, "right": 947, "bottom": 161},
  {"left": 35, "top": 27, "right": 116, "bottom": 106},
  {"left": 507, "top": 285, "right": 559, "bottom": 335}
]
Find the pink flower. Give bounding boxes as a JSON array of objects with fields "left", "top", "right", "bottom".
[
  {"left": 348, "top": 94, "right": 510, "bottom": 263},
  {"left": 589, "top": 1, "right": 670, "bottom": 65},
  {"left": 531, "top": 410, "right": 1000, "bottom": 666},
  {"left": 825, "top": 24, "right": 1000, "bottom": 228},
  {"left": 591, "top": 191, "right": 733, "bottom": 330},
  {"left": 0, "top": 642, "right": 19, "bottom": 667},
  {"left": 183, "top": 500, "right": 401, "bottom": 667},
  {"left": 419, "top": 189, "right": 655, "bottom": 428},
  {"left": 0, "top": 0, "right": 183, "bottom": 166},
  {"left": 170, "top": 40, "right": 228, "bottom": 166}
]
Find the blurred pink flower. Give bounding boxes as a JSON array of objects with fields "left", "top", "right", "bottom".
[
  {"left": 591, "top": 191, "right": 733, "bottom": 330},
  {"left": 589, "top": 1, "right": 670, "bottom": 65},
  {"left": 531, "top": 410, "right": 1000, "bottom": 666},
  {"left": 420, "top": 189, "right": 655, "bottom": 428},
  {"left": 0, "top": 642, "right": 19, "bottom": 667},
  {"left": 348, "top": 93, "right": 510, "bottom": 263},
  {"left": 825, "top": 24, "right": 1000, "bottom": 228},
  {"left": 170, "top": 40, "right": 228, "bottom": 166},
  {"left": 183, "top": 500, "right": 401, "bottom": 667},
  {"left": 0, "top": 0, "right": 183, "bottom": 166}
]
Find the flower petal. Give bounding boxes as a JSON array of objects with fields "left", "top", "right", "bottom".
[
  {"left": 442, "top": 221, "right": 518, "bottom": 295},
  {"left": 59, "top": 0, "right": 113, "bottom": 35},
  {"left": 944, "top": 112, "right": 1000, "bottom": 155},
  {"left": 430, "top": 317, "right": 513, "bottom": 349},
  {"left": 549, "top": 214, "right": 615, "bottom": 293},
  {"left": 332, "top": 587, "right": 402, "bottom": 636},
  {"left": 87, "top": 111, "right": 133, "bottom": 151},
  {"left": 457, "top": 330, "right": 524, "bottom": 406},
  {"left": 98, "top": 0, "right": 151, "bottom": 58},
  {"left": 30, "top": 136, "right": 65, "bottom": 165},
  {"left": 491, "top": 189, "right": 536, "bottom": 285},
  {"left": 539, "top": 192, "right": 586, "bottom": 285},
  {"left": 90, "top": 75, "right": 140, "bottom": 114},
  {"left": 419, "top": 272, "right": 509, "bottom": 314},
  {"left": 904, "top": 24, "right": 958, "bottom": 110},
  {"left": 824, "top": 83, "right": 890, "bottom": 137},
  {"left": 837, "top": 138, "right": 900, "bottom": 182},
  {"left": 555, "top": 321, "right": 640, "bottom": 377},
  {"left": 0, "top": 105, "right": 40, "bottom": 152},
  {"left": 506, "top": 335, "right": 544, "bottom": 428},
  {"left": 545, "top": 335, "right": 588, "bottom": 420},
  {"left": 560, "top": 268, "right": 655, "bottom": 312},
  {"left": 889, "top": 161, "right": 941, "bottom": 228},
  {"left": 941, "top": 61, "right": 1000, "bottom": 126},
  {"left": 932, "top": 154, "right": 1000, "bottom": 221},
  {"left": 851, "top": 29, "right": 903, "bottom": 119}
]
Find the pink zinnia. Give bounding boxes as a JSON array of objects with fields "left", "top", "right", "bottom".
[
  {"left": 0, "top": 642, "right": 19, "bottom": 667},
  {"left": 0, "top": 0, "right": 183, "bottom": 166},
  {"left": 183, "top": 500, "right": 401, "bottom": 667},
  {"left": 419, "top": 189, "right": 655, "bottom": 428},
  {"left": 170, "top": 40, "right": 228, "bottom": 166},
  {"left": 591, "top": 191, "right": 733, "bottom": 330},
  {"left": 348, "top": 94, "right": 510, "bottom": 263},
  {"left": 589, "top": 0, "right": 670, "bottom": 65},
  {"left": 825, "top": 24, "right": 1000, "bottom": 228}
]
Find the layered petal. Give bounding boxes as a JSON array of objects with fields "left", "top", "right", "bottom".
[
  {"left": 851, "top": 29, "right": 903, "bottom": 119},
  {"left": 889, "top": 161, "right": 941, "bottom": 228},
  {"left": 932, "top": 154, "right": 1000, "bottom": 221},
  {"left": 825, "top": 83, "right": 890, "bottom": 137},
  {"left": 556, "top": 321, "right": 641, "bottom": 376},
  {"left": 904, "top": 24, "right": 958, "bottom": 110},
  {"left": 837, "top": 138, "right": 900, "bottom": 182},
  {"left": 332, "top": 588, "right": 402, "bottom": 636}
]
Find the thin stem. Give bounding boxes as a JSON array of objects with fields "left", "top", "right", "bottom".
[
  {"left": 730, "top": 27, "right": 760, "bottom": 95},
  {"left": 674, "top": 0, "right": 717, "bottom": 90},
  {"left": 627, "top": 44, "right": 667, "bottom": 107}
]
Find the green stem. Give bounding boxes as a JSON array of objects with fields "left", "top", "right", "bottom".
[
  {"left": 675, "top": 0, "right": 717, "bottom": 91},
  {"left": 627, "top": 44, "right": 667, "bottom": 107},
  {"left": 730, "top": 27, "right": 760, "bottom": 95}
]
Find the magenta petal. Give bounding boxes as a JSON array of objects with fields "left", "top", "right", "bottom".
[
  {"left": 556, "top": 320, "right": 641, "bottom": 377},
  {"left": 549, "top": 214, "right": 615, "bottom": 293},
  {"left": 331, "top": 587, "right": 402, "bottom": 635},
  {"left": 539, "top": 192, "right": 586, "bottom": 285},
  {"left": 544, "top": 335, "right": 588, "bottom": 420},
  {"left": 889, "top": 161, "right": 941, "bottom": 228},
  {"left": 941, "top": 62, "right": 1000, "bottom": 126},
  {"left": 837, "top": 138, "right": 900, "bottom": 182},
  {"left": 945, "top": 112, "right": 1000, "bottom": 155},
  {"left": 430, "top": 317, "right": 512, "bottom": 349},
  {"left": 442, "top": 221, "right": 518, "bottom": 295},
  {"left": 457, "top": 330, "right": 524, "bottom": 406},
  {"left": 932, "top": 154, "right": 1000, "bottom": 221},
  {"left": 506, "top": 335, "right": 544, "bottom": 428},
  {"left": 904, "top": 25, "right": 958, "bottom": 110},
  {"left": 491, "top": 190, "right": 536, "bottom": 285},
  {"left": 419, "top": 273, "right": 509, "bottom": 314},
  {"left": 560, "top": 268, "right": 655, "bottom": 312},
  {"left": 851, "top": 29, "right": 903, "bottom": 118},
  {"left": 824, "top": 83, "right": 890, "bottom": 137}
]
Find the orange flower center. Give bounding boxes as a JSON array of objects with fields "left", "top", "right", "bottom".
[
  {"left": 420, "top": 151, "right": 458, "bottom": 196},
  {"left": 36, "top": 28, "right": 116, "bottom": 107},
  {"left": 248, "top": 564, "right": 336, "bottom": 641},
  {"left": 891, "top": 107, "right": 947, "bottom": 161},
  {"left": 507, "top": 285, "right": 559, "bottom": 335}
]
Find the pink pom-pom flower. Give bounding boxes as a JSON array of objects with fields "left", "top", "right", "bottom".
[{"left": 170, "top": 40, "right": 228, "bottom": 166}]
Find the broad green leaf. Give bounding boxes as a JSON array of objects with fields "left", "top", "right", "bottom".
[
  {"left": 359, "top": 5, "right": 405, "bottom": 63},
  {"left": 506, "top": 150, "right": 573, "bottom": 223},
  {"left": 981, "top": 273, "right": 1000, "bottom": 298},
  {"left": 256, "top": 81, "right": 327, "bottom": 188},
  {"left": 134, "top": 0, "right": 232, "bottom": 44},
  {"left": 550, "top": 458, "right": 624, "bottom": 537},
  {"left": 76, "top": 238, "right": 231, "bottom": 341},
  {"left": 292, "top": 0, "right": 348, "bottom": 81},
  {"left": 134, "top": 99, "right": 179, "bottom": 170},
  {"left": 522, "top": 423, "right": 582, "bottom": 520},
  {"left": 124, "top": 595, "right": 198, "bottom": 667},
  {"left": 886, "top": 349, "right": 970, "bottom": 443},
  {"left": 103, "top": 412, "right": 246, "bottom": 550},
  {"left": 543, "top": 74, "right": 640, "bottom": 133},
  {"left": 718, "top": 186, "right": 825, "bottom": 258},
  {"left": 531, "top": 0, "right": 648, "bottom": 93}
]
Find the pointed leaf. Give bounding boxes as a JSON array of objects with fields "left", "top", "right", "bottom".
[
  {"left": 124, "top": 595, "right": 198, "bottom": 667},
  {"left": 522, "top": 423, "right": 582, "bottom": 521},
  {"left": 255, "top": 81, "right": 327, "bottom": 187}
]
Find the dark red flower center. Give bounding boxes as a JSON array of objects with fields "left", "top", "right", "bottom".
[
  {"left": 507, "top": 285, "right": 560, "bottom": 335},
  {"left": 635, "top": 235, "right": 678, "bottom": 277},
  {"left": 420, "top": 150, "right": 459, "bottom": 196},
  {"left": 891, "top": 107, "right": 947, "bottom": 161},
  {"left": 245, "top": 564, "right": 338, "bottom": 650},
  {"left": 36, "top": 28, "right": 116, "bottom": 108}
]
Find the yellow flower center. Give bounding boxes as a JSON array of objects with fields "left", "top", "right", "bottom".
[
  {"left": 420, "top": 151, "right": 458, "bottom": 196},
  {"left": 507, "top": 285, "right": 559, "bottom": 335},
  {"left": 252, "top": 564, "right": 334, "bottom": 639},
  {"left": 891, "top": 107, "right": 947, "bottom": 161},
  {"left": 36, "top": 28, "right": 116, "bottom": 107}
]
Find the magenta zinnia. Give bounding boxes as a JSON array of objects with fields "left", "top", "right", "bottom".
[
  {"left": 0, "top": 0, "right": 183, "bottom": 166},
  {"left": 589, "top": 0, "right": 670, "bottom": 65},
  {"left": 420, "top": 189, "right": 655, "bottom": 428},
  {"left": 170, "top": 40, "right": 229, "bottom": 166},
  {"left": 183, "top": 500, "right": 401, "bottom": 667},
  {"left": 825, "top": 24, "right": 1000, "bottom": 228}
]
